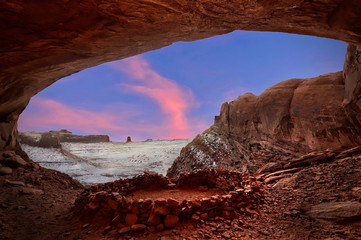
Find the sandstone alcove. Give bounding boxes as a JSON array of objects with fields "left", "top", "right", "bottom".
[
  {"left": 15, "top": 30, "right": 346, "bottom": 185},
  {"left": 1, "top": 0, "right": 361, "bottom": 151},
  {"left": 1, "top": 1, "right": 361, "bottom": 239}
]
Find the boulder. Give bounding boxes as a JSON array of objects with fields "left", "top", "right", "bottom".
[
  {"left": 171, "top": 207, "right": 182, "bottom": 216},
  {"left": 166, "top": 198, "right": 179, "bottom": 207},
  {"left": 200, "top": 213, "right": 208, "bottom": 220},
  {"left": 147, "top": 213, "right": 161, "bottom": 226},
  {"left": 154, "top": 205, "right": 170, "bottom": 215},
  {"left": 306, "top": 201, "right": 361, "bottom": 222},
  {"left": 155, "top": 223, "right": 164, "bottom": 232},
  {"left": 130, "top": 224, "right": 146, "bottom": 231},
  {"left": 0, "top": 165, "right": 12, "bottom": 175},
  {"left": 107, "top": 198, "right": 118, "bottom": 210},
  {"left": 142, "top": 199, "right": 153, "bottom": 208},
  {"left": 154, "top": 199, "right": 167, "bottom": 206},
  {"left": 164, "top": 215, "right": 179, "bottom": 228},
  {"left": 0, "top": 151, "right": 27, "bottom": 168},
  {"left": 125, "top": 213, "right": 138, "bottom": 226},
  {"left": 191, "top": 214, "right": 200, "bottom": 221}
]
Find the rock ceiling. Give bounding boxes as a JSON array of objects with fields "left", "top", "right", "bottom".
[{"left": 1, "top": 0, "right": 361, "bottom": 149}]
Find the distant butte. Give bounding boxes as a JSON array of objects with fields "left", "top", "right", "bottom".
[{"left": 19, "top": 130, "right": 110, "bottom": 148}]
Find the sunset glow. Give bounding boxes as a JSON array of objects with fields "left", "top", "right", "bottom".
[{"left": 18, "top": 31, "right": 347, "bottom": 141}]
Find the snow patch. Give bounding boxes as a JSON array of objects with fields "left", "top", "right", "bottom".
[
  {"left": 21, "top": 139, "right": 191, "bottom": 186},
  {"left": 201, "top": 132, "right": 228, "bottom": 150},
  {"left": 189, "top": 145, "right": 212, "bottom": 167}
]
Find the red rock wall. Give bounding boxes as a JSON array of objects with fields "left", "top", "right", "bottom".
[
  {"left": 167, "top": 70, "right": 361, "bottom": 177},
  {"left": 1, "top": 0, "right": 361, "bottom": 150}
]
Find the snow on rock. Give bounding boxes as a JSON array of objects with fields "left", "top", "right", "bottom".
[{"left": 21, "top": 139, "right": 191, "bottom": 186}]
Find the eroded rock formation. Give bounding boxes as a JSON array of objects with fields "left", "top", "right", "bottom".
[
  {"left": 167, "top": 30, "right": 361, "bottom": 177},
  {"left": 1, "top": 0, "right": 361, "bottom": 150},
  {"left": 167, "top": 69, "right": 361, "bottom": 177}
]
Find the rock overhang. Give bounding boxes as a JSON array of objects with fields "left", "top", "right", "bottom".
[{"left": 1, "top": 0, "right": 361, "bottom": 149}]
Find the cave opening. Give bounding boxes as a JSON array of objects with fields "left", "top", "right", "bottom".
[
  {"left": 16, "top": 30, "right": 346, "bottom": 186},
  {"left": 1, "top": 1, "right": 361, "bottom": 239}
]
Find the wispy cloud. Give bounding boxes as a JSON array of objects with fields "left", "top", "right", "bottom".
[
  {"left": 18, "top": 97, "right": 166, "bottom": 141},
  {"left": 19, "top": 57, "right": 209, "bottom": 141},
  {"left": 110, "top": 56, "right": 200, "bottom": 139}
]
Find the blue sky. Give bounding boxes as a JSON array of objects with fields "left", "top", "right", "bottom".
[{"left": 18, "top": 31, "right": 347, "bottom": 141}]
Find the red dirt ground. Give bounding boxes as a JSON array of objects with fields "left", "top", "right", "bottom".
[
  {"left": 1, "top": 153, "right": 361, "bottom": 239},
  {"left": 129, "top": 188, "right": 225, "bottom": 201}
]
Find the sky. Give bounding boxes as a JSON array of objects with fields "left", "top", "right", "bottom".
[{"left": 18, "top": 31, "right": 347, "bottom": 141}]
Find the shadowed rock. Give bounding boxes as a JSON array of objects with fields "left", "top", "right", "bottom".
[{"left": 306, "top": 201, "right": 361, "bottom": 222}]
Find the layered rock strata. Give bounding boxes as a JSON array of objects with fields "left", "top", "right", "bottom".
[
  {"left": 19, "top": 129, "right": 110, "bottom": 148},
  {"left": 1, "top": 0, "right": 361, "bottom": 150},
  {"left": 167, "top": 71, "right": 361, "bottom": 177}
]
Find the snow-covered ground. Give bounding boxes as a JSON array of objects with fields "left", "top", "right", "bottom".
[{"left": 21, "top": 140, "right": 191, "bottom": 186}]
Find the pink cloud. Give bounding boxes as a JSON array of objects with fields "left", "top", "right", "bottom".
[
  {"left": 111, "top": 56, "right": 199, "bottom": 139},
  {"left": 19, "top": 97, "right": 122, "bottom": 134},
  {"left": 19, "top": 57, "right": 209, "bottom": 141},
  {"left": 18, "top": 97, "right": 167, "bottom": 141}
]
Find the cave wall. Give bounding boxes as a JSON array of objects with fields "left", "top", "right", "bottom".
[
  {"left": 1, "top": 0, "right": 361, "bottom": 150},
  {"left": 344, "top": 45, "right": 361, "bottom": 104}
]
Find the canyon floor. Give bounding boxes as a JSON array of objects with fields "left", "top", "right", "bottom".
[
  {"left": 21, "top": 140, "right": 191, "bottom": 186},
  {"left": 1, "top": 147, "right": 361, "bottom": 240}
]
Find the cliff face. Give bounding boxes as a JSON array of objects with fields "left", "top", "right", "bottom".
[
  {"left": 1, "top": 0, "right": 361, "bottom": 150},
  {"left": 167, "top": 70, "right": 361, "bottom": 178},
  {"left": 168, "top": 42, "right": 361, "bottom": 178}
]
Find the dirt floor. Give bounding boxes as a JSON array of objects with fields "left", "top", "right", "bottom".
[
  {"left": 0, "top": 164, "right": 83, "bottom": 240},
  {"left": 1, "top": 153, "right": 361, "bottom": 240},
  {"left": 129, "top": 188, "right": 225, "bottom": 202}
]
